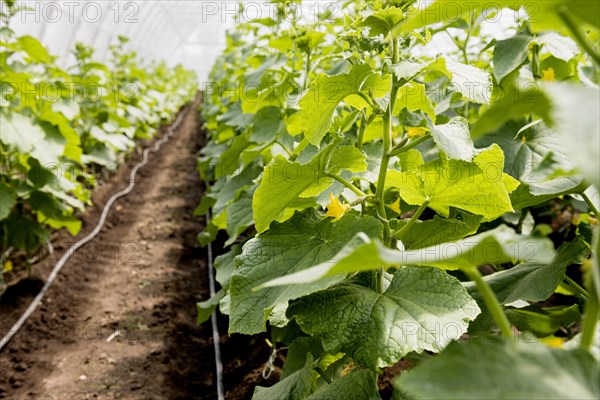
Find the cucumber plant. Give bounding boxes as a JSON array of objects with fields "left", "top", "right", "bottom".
[
  {"left": 0, "top": 1, "right": 197, "bottom": 285},
  {"left": 198, "top": 0, "right": 600, "bottom": 398}
]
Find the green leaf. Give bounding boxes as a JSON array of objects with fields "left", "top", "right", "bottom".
[
  {"left": 0, "top": 183, "right": 16, "bottom": 221},
  {"left": 464, "top": 236, "right": 590, "bottom": 305},
  {"left": 307, "top": 369, "right": 381, "bottom": 400},
  {"left": 253, "top": 145, "right": 366, "bottom": 233},
  {"left": 282, "top": 337, "right": 324, "bottom": 379},
  {"left": 287, "top": 268, "right": 480, "bottom": 370},
  {"left": 16, "top": 35, "right": 50, "bottom": 63},
  {"left": 229, "top": 210, "right": 382, "bottom": 334},
  {"left": 196, "top": 290, "right": 224, "bottom": 325},
  {"left": 471, "top": 83, "right": 553, "bottom": 139},
  {"left": 299, "top": 64, "right": 374, "bottom": 146},
  {"left": 430, "top": 117, "right": 475, "bottom": 161},
  {"left": 387, "top": 145, "right": 519, "bottom": 220},
  {"left": 360, "top": 7, "right": 405, "bottom": 37},
  {"left": 394, "top": 82, "right": 435, "bottom": 120},
  {"left": 253, "top": 353, "right": 314, "bottom": 400},
  {"left": 544, "top": 83, "right": 600, "bottom": 188},
  {"left": 251, "top": 106, "right": 284, "bottom": 144},
  {"left": 214, "top": 244, "right": 242, "bottom": 291},
  {"left": 493, "top": 33, "right": 533, "bottom": 82},
  {"left": 393, "top": 213, "right": 482, "bottom": 250},
  {"left": 429, "top": 58, "right": 493, "bottom": 104},
  {"left": 4, "top": 214, "right": 49, "bottom": 250},
  {"left": 0, "top": 112, "right": 60, "bottom": 166},
  {"left": 510, "top": 176, "right": 588, "bottom": 209},
  {"left": 506, "top": 304, "right": 581, "bottom": 337},
  {"left": 536, "top": 32, "right": 579, "bottom": 61},
  {"left": 261, "top": 225, "right": 555, "bottom": 287},
  {"left": 475, "top": 121, "right": 573, "bottom": 183},
  {"left": 225, "top": 192, "right": 254, "bottom": 245},
  {"left": 252, "top": 155, "right": 321, "bottom": 234},
  {"left": 395, "top": 337, "right": 600, "bottom": 400}
]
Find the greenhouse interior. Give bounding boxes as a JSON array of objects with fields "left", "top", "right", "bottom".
[{"left": 0, "top": 0, "right": 599, "bottom": 399}]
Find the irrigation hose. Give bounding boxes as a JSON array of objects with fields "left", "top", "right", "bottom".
[
  {"left": 0, "top": 108, "right": 187, "bottom": 352},
  {"left": 205, "top": 209, "right": 225, "bottom": 400}
]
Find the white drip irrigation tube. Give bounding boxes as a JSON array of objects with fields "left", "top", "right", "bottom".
[
  {"left": 0, "top": 109, "right": 187, "bottom": 352},
  {"left": 205, "top": 209, "right": 225, "bottom": 400}
]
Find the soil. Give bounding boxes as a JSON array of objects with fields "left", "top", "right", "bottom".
[{"left": 0, "top": 97, "right": 277, "bottom": 400}]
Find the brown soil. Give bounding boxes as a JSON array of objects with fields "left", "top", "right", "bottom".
[{"left": 0, "top": 98, "right": 276, "bottom": 400}]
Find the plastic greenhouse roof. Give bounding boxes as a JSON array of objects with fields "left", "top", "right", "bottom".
[
  {"left": 3, "top": 1, "right": 520, "bottom": 85},
  {"left": 4, "top": 0, "right": 248, "bottom": 84}
]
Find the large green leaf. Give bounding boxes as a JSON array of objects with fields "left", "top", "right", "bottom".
[
  {"left": 260, "top": 225, "right": 555, "bottom": 287},
  {"left": 299, "top": 64, "right": 378, "bottom": 146},
  {"left": 253, "top": 145, "right": 367, "bottom": 233},
  {"left": 229, "top": 210, "right": 382, "bottom": 334},
  {"left": 0, "top": 112, "right": 61, "bottom": 166},
  {"left": 395, "top": 337, "right": 600, "bottom": 400},
  {"left": 465, "top": 236, "right": 590, "bottom": 305},
  {"left": 493, "top": 33, "right": 533, "bottom": 82},
  {"left": 287, "top": 268, "right": 480, "bottom": 370},
  {"left": 387, "top": 145, "right": 519, "bottom": 220}
]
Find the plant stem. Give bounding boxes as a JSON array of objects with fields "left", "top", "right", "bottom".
[
  {"left": 557, "top": 7, "right": 600, "bottom": 67},
  {"left": 357, "top": 91, "right": 375, "bottom": 110},
  {"left": 582, "top": 192, "right": 600, "bottom": 218},
  {"left": 357, "top": 111, "right": 367, "bottom": 148},
  {"left": 564, "top": 276, "right": 590, "bottom": 300},
  {"left": 463, "top": 266, "right": 513, "bottom": 338},
  {"left": 324, "top": 172, "right": 367, "bottom": 197},
  {"left": 389, "top": 134, "right": 432, "bottom": 157},
  {"left": 275, "top": 140, "right": 293, "bottom": 157},
  {"left": 289, "top": 137, "right": 309, "bottom": 161},
  {"left": 392, "top": 200, "right": 430, "bottom": 239},
  {"left": 315, "top": 366, "right": 332, "bottom": 385},
  {"left": 531, "top": 43, "right": 541, "bottom": 79},
  {"left": 303, "top": 51, "right": 311, "bottom": 90},
  {"left": 372, "top": 38, "right": 402, "bottom": 295},
  {"left": 579, "top": 280, "right": 599, "bottom": 351}
]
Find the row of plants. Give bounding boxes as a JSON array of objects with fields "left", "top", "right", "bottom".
[
  {"left": 0, "top": 1, "right": 197, "bottom": 289},
  {"left": 198, "top": 0, "right": 599, "bottom": 398}
]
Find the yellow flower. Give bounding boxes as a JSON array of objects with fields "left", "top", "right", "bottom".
[
  {"left": 541, "top": 68, "right": 555, "bottom": 82},
  {"left": 341, "top": 361, "right": 355, "bottom": 377},
  {"left": 541, "top": 336, "right": 565, "bottom": 348},
  {"left": 325, "top": 193, "right": 350, "bottom": 220},
  {"left": 406, "top": 126, "right": 429, "bottom": 138},
  {"left": 3, "top": 260, "right": 13, "bottom": 273},
  {"left": 389, "top": 198, "right": 401, "bottom": 214}
]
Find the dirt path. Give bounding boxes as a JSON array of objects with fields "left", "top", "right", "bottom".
[{"left": 0, "top": 99, "right": 218, "bottom": 399}]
